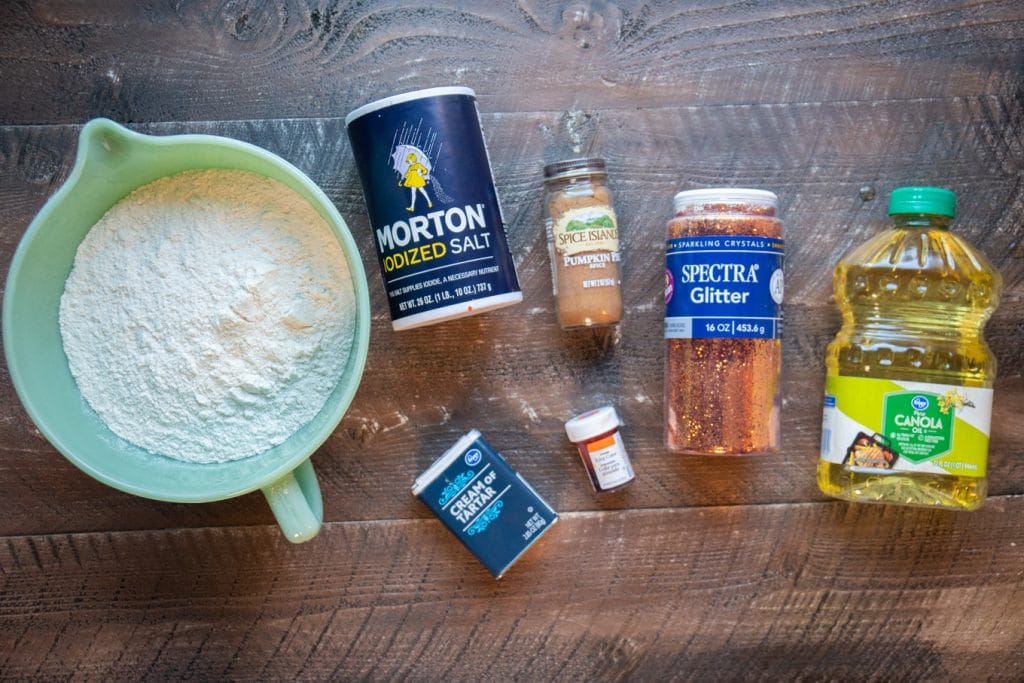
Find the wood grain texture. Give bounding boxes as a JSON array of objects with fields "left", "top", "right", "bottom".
[
  {"left": 0, "top": 1, "right": 1023, "bottom": 124},
  {"left": 2, "top": 1, "right": 1024, "bottom": 679},
  {"left": 1, "top": 501, "right": 1023, "bottom": 680},
  {"left": 1, "top": 94, "right": 1022, "bottom": 536}
]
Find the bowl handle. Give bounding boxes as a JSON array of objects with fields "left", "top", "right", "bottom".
[{"left": 261, "top": 459, "right": 323, "bottom": 543}]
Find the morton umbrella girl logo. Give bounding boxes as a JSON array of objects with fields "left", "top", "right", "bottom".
[
  {"left": 388, "top": 122, "right": 455, "bottom": 213},
  {"left": 392, "top": 144, "right": 433, "bottom": 212}
]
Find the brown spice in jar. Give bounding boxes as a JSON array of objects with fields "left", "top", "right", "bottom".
[
  {"left": 544, "top": 159, "right": 623, "bottom": 329},
  {"left": 665, "top": 199, "right": 782, "bottom": 454}
]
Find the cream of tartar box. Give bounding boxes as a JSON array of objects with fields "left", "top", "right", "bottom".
[{"left": 412, "top": 430, "right": 558, "bottom": 578}]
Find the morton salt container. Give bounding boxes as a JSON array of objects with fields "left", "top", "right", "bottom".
[{"left": 346, "top": 87, "right": 522, "bottom": 331}]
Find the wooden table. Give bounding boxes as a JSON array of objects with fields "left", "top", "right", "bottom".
[{"left": 2, "top": 2, "right": 1022, "bottom": 679}]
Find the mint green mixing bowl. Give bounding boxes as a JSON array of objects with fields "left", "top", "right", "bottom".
[{"left": 3, "top": 119, "right": 371, "bottom": 543}]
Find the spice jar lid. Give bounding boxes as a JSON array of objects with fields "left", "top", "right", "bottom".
[
  {"left": 673, "top": 188, "right": 778, "bottom": 213},
  {"left": 564, "top": 405, "right": 621, "bottom": 443},
  {"left": 544, "top": 157, "right": 607, "bottom": 180}
]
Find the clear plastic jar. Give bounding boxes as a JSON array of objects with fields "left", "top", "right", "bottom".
[
  {"left": 817, "top": 187, "right": 1000, "bottom": 510},
  {"left": 543, "top": 158, "right": 623, "bottom": 329},
  {"left": 664, "top": 189, "right": 784, "bottom": 454}
]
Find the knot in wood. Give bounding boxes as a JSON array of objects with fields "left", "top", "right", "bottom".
[
  {"left": 560, "top": 1, "right": 622, "bottom": 49},
  {"left": 221, "top": 0, "right": 274, "bottom": 43}
]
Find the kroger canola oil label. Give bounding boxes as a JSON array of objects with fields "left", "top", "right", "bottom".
[{"left": 821, "top": 377, "right": 992, "bottom": 477}]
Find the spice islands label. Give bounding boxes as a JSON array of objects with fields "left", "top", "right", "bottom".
[
  {"left": 552, "top": 206, "right": 619, "bottom": 256},
  {"left": 820, "top": 376, "right": 993, "bottom": 478},
  {"left": 664, "top": 235, "right": 784, "bottom": 339}
]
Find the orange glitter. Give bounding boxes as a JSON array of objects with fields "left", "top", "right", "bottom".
[{"left": 665, "top": 200, "right": 783, "bottom": 454}]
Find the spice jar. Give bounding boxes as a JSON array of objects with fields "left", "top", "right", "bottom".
[
  {"left": 564, "top": 406, "right": 635, "bottom": 492},
  {"left": 664, "top": 189, "right": 784, "bottom": 454},
  {"left": 543, "top": 158, "right": 623, "bottom": 329}
]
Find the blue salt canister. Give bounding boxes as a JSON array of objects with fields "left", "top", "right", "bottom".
[{"left": 346, "top": 87, "right": 522, "bottom": 331}]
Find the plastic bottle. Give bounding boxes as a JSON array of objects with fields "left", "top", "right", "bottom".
[
  {"left": 564, "top": 406, "right": 635, "bottom": 493},
  {"left": 817, "top": 187, "right": 1002, "bottom": 510},
  {"left": 665, "top": 189, "right": 784, "bottom": 454}
]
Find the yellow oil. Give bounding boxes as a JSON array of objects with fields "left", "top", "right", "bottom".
[{"left": 816, "top": 213, "right": 1001, "bottom": 510}]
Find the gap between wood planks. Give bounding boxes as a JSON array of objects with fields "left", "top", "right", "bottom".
[
  {"left": 0, "top": 94, "right": 1014, "bottom": 132},
  {"left": 1, "top": 495, "right": 1022, "bottom": 542}
]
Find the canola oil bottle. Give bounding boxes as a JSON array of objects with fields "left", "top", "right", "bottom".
[{"left": 817, "top": 187, "right": 1001, "bottom": 510}]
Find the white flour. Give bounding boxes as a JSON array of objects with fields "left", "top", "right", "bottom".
[{"left": 59, "top": 169, "right": 355, "bottom": 463}]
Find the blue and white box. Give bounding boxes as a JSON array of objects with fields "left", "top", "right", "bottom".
[{"left": 413, "top": 430, "right": 558, "bottom": 578}]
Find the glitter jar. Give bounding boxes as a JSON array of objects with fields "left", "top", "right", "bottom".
[
  {"left": 564, "top": 406, "right": 635, "bottom": 492},
  {"left": 664, "top": 189, "right": 784, "bottom": 454},
  {"left": 543, "top": 158, "right": 623, "bottom": 329}
]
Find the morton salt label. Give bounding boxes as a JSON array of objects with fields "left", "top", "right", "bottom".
[
  {"left": 346, "top": 87, "right": 522, "bottom": 331},
  {"left": 665, "top": 235, "right": 784, "bottom": 339},
  {"left": 412, "top": 430, "right": 558, "bottom": 579}
]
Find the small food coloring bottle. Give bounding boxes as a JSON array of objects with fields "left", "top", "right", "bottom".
[{"left": 564, "top": 406, "right": 635, "bottom": 493}]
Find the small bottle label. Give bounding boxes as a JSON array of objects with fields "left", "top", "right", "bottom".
[
  {"left": 586, "top": 432, "right": 634, "bottom": 490},
  {"left": 664, "top": 235, "right": 784, "bottom": 339},
  {"left": 820, "top": 375, "right": 993, "bottom": 478},
  {"left": 552, "top": 206, "right": 619, "bottom": 256}
]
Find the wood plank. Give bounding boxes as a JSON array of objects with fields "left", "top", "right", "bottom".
[
  {"left": 1, "top": 98, "right": 1021, "bottom": 535},
  {"left": 1, "top": 501, "right": 1023, "bottom": 679},
  {"left": 3, "top": 100, "right": 1022, "bottom": 301},
  {"left": 3, "top": 3, "right": 1022, "bottom": 679},
  {"left": 1, "top": 1, "right": 1023, "bottom": 123}
]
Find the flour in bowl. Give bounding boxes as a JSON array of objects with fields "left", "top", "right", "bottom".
[{"left": 59, "top": 169, "right": 355, "bottom": 463}]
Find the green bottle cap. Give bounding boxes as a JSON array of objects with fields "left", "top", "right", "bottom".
[{"left": 888, "top": 186, "right": 956, "bottom": 217}]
